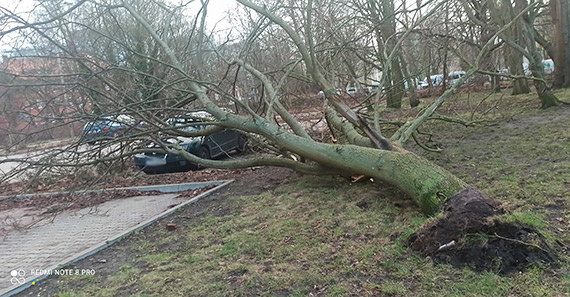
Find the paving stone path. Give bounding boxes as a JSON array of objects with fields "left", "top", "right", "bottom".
[{"left": 0, "top": 192, "right": 183, "bottom": 294}]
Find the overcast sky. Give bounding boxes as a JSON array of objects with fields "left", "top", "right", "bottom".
[{"left": 0, "top": 0, "right": 236, "bottom": 52}]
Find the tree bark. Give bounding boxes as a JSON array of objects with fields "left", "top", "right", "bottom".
[
  {"left": 400, "top": 54, "right": 420, "bottom": 107},
  {"left": 550, "top": 0, "right": 570, "bottom": 88},
  {"left": 426, "top": 51, "right": 433, "bottom": 89},
  {"left": 493, "top": 75, "right": 501, "bottom": 93},
  {"left": 508, "top": 47, "right": 531, "bottom": 95},
  {"left": 497, "top": 0, "right": 531, "bottom": 95},
  {"left": 378, "top": 0, "right": 404, "bottom": 109},
  {"left": 183, "top": 109, "right": 468, "bottom": 215},
  {"left": 519, "top": 0, "right": 559, "bottom": 108},
  {"left": 386, "top": 59, "right": 405, "bottom": 109}
]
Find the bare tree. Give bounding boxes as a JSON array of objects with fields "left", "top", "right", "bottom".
[
  {"left": 0, "top": 0, "right": 559, "bottom": 270},
  {"left": 0, "top": 0, "right": 547, "bottom": 206},
  {"left": 489, "top": 0, "right": 532, "bottom": 95},
  {"left": 462, "top": 0, "right": 560, "bottom": 107},
  {"left": 550, "top": 0, "right": 570, "bottom": 88},
  {"left": 517, "top": 0, "right": 559, "bottom": 107}
]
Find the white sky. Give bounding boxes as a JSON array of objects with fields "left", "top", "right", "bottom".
[
  {"left": 200, "top": 0, "right": 236, "bottom": 30},
  {"left": 0, "top": 0, "right": 35, "bottom": 51},
  {"left": 0, "top": 0, "right": 237, "bottom": 52}
]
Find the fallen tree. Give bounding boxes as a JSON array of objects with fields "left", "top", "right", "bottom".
[{"left": 0, "top": 0, "right": 559, "bottom": 272}]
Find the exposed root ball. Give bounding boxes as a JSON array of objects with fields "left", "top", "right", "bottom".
[{"left": 408, "top": 187, "right": 557, "bottom": 274}]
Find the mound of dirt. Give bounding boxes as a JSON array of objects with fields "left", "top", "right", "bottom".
[{"left": 408, "top": 187, "right": 558, "bottom": 274}]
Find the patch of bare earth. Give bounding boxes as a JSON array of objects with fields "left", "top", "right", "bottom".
[{"left": 408, "top": 188, "right": 558, "bottom": 274}]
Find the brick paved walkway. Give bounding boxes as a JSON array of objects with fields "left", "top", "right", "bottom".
[{"left": 0, "top": 192, "right": 182, "bottom": 293}]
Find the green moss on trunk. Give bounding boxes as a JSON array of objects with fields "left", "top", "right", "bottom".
[
  {"left": 239, "top": 117, "right": 468, "bottom": 216},
  {"left": 279, "top": 137, "right": 467, "bottom": 215},
  {"left": 538, "top": 88, "right": 559, "bottom": 108}
]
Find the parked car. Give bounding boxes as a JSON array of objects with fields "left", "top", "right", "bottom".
[
  {"left": 80, "top": 114, "right": 136, "bottom": 144},
  {"left": 419, "top": 72, "right": 465, "bottom": 89},
  {"left": 448, "top": 71, "right": 466, "bottom": 85},
  {"left": 403, "top": 78, "right": 423, "bottom": 90},
  {"left": 134, "top": 113, "right": 247, "bottom": 174},
  {"left": 420, "top": 74, "right": 444, "bottom": 88},
  {"left": 317, "top": 89, "right": 342, "bottom": 96},
  {"left": 346, "top": 87, "right": 358, "bottom": 94}
]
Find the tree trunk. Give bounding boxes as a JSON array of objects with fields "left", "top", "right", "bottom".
[
  {"left": 511, "top": 76, "right": 531, "bottom": 95},
  {"left": 508, "top": 48, "right": 531, "bottom": 95},
  {"left": 510, "top": 0, "right": 532, "bottom": 95},
  {"left": 324, "top": 146, "right": 467, "bottom": 214},
  {"left": 378, "top": 0, "right": 404, "bottom": 109},
  {"left": 407, "top": 77, "right": 420, "bottom": 107},
  {"left": 441, "top": 49, "right": 448, "bottom": 95},
  {"left": 400, "top": 54, "right": 420, "bottom": 107},
  {"left": 520, "top": 3, "right": 559, "bottom": 108},
  {"left": 492, "top": 0, "right": 531, "bottom": 95},
  {"left": 440, "top": 2, "right": 449, "bottom": 96},
  {"left": 550, "top": 0, "right": 570, "bottom": 88},
  {"left": 426, "top": 52, "right": 433, "bottom": 89},
  {"left": 386, "top": 59, "right": 405, "bottom": 109},
  {"left": 493, "top": 75, "right": 501, "bottom": 93},
  {"left": 535, "top": 83, "right": 559, "bottom": 108},
  {"left": 236, "top": 114, "right": 468, "bottom": 214}
]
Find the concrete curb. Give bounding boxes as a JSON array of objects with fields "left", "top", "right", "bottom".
[
  {"left": 0, "top": 181, "right": 224, "bottom": 201},
  {"left": 0, "top": 179, "right": 233, "bottom": 297}
]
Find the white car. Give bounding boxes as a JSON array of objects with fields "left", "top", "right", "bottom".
[
  {"left": 420, "top": 75, "right": 444, "bottom": 88},
  {"left": 317, "top": 89, "right": 342, "bottom": 96},
  {"left": 448, "top": 71, "right": 466, "bottom": 85},
  {"left": 419, "top": 72, "right": 465, "bottom": 88}
]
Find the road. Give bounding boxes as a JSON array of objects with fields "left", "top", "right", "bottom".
[{"left": 0, "top": 142, "right": 122, "bottom": 185}]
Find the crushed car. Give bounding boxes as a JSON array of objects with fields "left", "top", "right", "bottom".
[{"left": 134, "top": 112, "right": 247, "bottom": 174}]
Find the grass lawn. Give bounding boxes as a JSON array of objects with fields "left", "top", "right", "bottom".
[{"left": 18, "top": 88, "right": 570, "bottom": 297}]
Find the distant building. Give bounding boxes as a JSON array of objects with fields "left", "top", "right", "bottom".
[{"left": 0, "top": 55, "right": 88, "bottom": 144}]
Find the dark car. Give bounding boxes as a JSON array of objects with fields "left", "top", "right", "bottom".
[
  {"left": 134, "top": 115, "right": 247, "bottom": 174},
  {"left": 80, "top": 115, "right": 136, "bottom": 144}
]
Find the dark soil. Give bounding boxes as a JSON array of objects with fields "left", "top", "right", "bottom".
[{"left": 408, "top": 187, "right": 558, "bottom": 275}]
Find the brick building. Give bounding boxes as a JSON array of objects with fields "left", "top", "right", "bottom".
[{"left": 0, "top": 54, "right": 87, "bottom": 145}]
